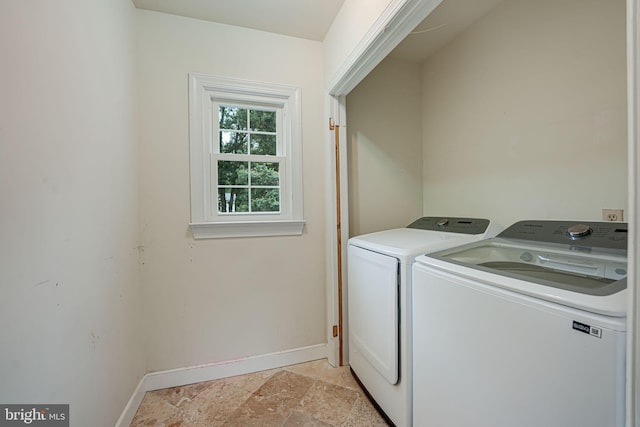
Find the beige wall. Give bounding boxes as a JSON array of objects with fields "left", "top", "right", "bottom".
[
  {"left": 421, "top": 0, "right": 627, "bottom": 227},
  {"left": 346, "top": 57, "right": 423, "bottom": 236},
  {"left": 0, "top": 0, "right": 144, "bottom": 425},
  {"left": 136, "top": 11, "right": 327, "bottom": 372}
]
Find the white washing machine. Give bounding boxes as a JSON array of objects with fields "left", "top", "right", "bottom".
[
  {"left": 347, "top": 217, "right": 500, "bottom": 426},
  {"left": 412, "top": 220, "right": 628, "bottom": 427}
]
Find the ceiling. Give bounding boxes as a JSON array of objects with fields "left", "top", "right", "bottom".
[
  {"left": 132, "top": 0, "right": 504, "bottom": 63},
  {"left": 131, "top": 0, "right": 346, "bottom": 41},
  {"left": 390, "top": 0, "right": 504, "bottom": 63}
]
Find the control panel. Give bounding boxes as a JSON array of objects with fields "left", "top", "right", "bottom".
[
  {"left": 498, "top": 220, "right": 628, "bottom": 251},
  {"left": 407, "top": 217, "right": 490, "bottom": 235}
]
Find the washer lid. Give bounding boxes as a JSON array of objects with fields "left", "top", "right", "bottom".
[
  {"left": 348, "top": 217, "right": 498, "bottom": 259},
  {"left": 421, "top": 237, "right": 628, "bottom": 316},
  {"left": 476, "top": 260, "right": 624, "bottom": 296},
  {"left": 429, "top": 239, "right": 627, "bottom": 296},
  {"left": 348, "top": 227, "right": 492, "bottom": 260}
]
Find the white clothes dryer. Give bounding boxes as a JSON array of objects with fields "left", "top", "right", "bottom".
[
  {"left": 412, "top": 220, "right": 628, "bottom": 427},
  {"left": 347, "top": 217, "right": 500, "bottom": 426}
]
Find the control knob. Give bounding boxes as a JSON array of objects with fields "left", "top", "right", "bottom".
[
  {"left": 566, "top": 223, "right": 592, "bottom": 239},
  {"left": 437, "top": 218, "right": 449, "bottom": 227}
]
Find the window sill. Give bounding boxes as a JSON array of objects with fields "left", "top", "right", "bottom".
[{"left": 189, "top": 220, "right": 306, "bottom": 239}]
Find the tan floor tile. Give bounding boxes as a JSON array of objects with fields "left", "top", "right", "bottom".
[
  {"left": 222, "top": 405, "right": 286, "bottom": 427},
  {"left": 283, "top": 410, "right": 333, "bottom": 426},
  {"left": 129, "top": 359, "right": 389, "bottom": 427},
  {"left": 283, "top": 359, "right": 328, "bottom": 378},
  {"left": 222, "top": 367, "right": 281, "bottom": 394},
  {"left": 285, "top": 359, "right": 361, "bottom": 390},
  {"left": 180, "top": 380, "right": 253, "bottom": 426},
  {"left": 341, "top": 393, "right": 390, "bottom": 427},
  {"left": 318, "top": 365, "right": 361, "bottom": 390},
  {"left": 223, "top": 370, "right": 316, "bottom": 426},
  {"left": 298, "top": 379, "right": 359, "bottom": 425},
  {"left": 152, "top": 380, "right": 212, "bottom": 407},
  {"left": 129, "top": 392, "right": 184, "bottom": 427}
]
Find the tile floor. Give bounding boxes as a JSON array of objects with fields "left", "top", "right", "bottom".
[{"left": 129, "top": 359, "right": 390, "bottom": 427}]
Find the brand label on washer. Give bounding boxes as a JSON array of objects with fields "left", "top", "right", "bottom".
[{"left": 572, "top": 321, "right": 602, "bottom": 338}]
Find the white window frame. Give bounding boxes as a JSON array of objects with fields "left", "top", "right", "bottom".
[{"left": 188, "top": 73, "right": 305, "bottom": 239}]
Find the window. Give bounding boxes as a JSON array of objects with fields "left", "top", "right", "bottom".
[
  {"left": 189, "top": 73, "right": 304, "bottom": 239},
  {"left": 216, "top": 105, "right": 280, "bottom": 214}
]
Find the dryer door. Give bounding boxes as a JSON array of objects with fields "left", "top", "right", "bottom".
[{"left": 348, "top": 244, "right": 399, "bottom": 384}]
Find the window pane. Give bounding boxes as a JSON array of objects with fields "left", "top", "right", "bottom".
[
  {"left": 250, "top": 109, "right": 276, "bottom": 132},
  {"left": 219, "top": 106, "right": 247, "bottom": 130},
  {"left": 250, "top": 134, "right": 276, "bottom": 155},
  {"left": 218, "top": 161, "right": 248, "bottom": 185},
  {"left": 251, "top": 162, "right": 279, "bottom": 186},
  {"left": 218, "top": 188, "right": 249, "bottom": 213},
  {"left": 251, "top": 188, "right": 280, "bottom": 212},
  {"left": 220, "top": 131, "right": 248, "bottom": 154}
]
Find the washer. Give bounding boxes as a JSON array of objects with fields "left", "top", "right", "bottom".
[
  {"left": 347, "top": 217, "right": 500, "bottom": 426},
  {"left": 412, "top": 220, "right": 628, "bottom": 427}
]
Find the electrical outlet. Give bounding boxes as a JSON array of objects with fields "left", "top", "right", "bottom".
[{"left": 602, "top": 209, "right": 624, "bottom": 221}]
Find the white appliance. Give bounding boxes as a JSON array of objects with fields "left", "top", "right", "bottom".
[
  {"left": 347, "top": 217, "right": 500, "bottom": 426},
  {"left": 412, "top": 220, "right": 628, "bottom": 427}
]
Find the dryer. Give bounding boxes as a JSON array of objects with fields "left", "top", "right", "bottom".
[
  {"left": 412, "top": 220, "right": 628, "bottom": 427},
  {"left": 347, "top": 217, "right": 500, "bottom": 426}
]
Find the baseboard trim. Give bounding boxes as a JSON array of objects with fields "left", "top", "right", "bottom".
[
  {"left": 114, "top": 343, "right": 327, "bottom": 427},
  {"left": 114, "top": 375, "right": 148, "bottom": 427}
]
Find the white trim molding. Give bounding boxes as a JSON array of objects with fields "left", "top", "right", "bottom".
[
  {"left": 327, "top": 0, "right": 443, "bottom": 97},
  {"left": 189, "top": 220, "right": 305, "bottom": 239}
]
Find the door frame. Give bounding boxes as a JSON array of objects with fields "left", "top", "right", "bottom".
[{"left": 324, "top": 0, "right": 444, "bottom": 368}]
